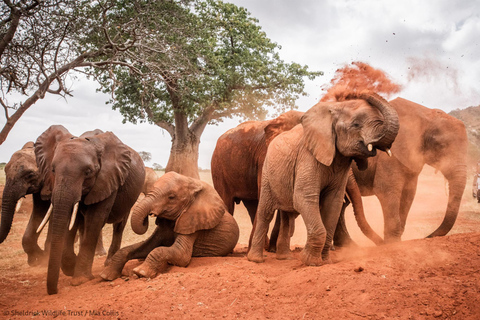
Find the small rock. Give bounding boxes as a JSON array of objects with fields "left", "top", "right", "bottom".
[
  {"left": 326, "top": 286, "right": 331, "bottom": 291},
  {"left": 434, "top": 311, "right": 443, "bottom": 318},
  {"left": 354, "top": 266, "right": 364, "bottom": 273}
]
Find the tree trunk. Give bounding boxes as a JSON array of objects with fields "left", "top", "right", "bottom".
[
  {"left": 164, "top": 110, "right": 201, "bottom": 179},
  {"left": 165, "top": 133, "right": 200, "bottom": 179}
]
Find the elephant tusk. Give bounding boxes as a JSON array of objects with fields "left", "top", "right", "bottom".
[
  {"left": 69, "top": 202, "right": 79, "bottom": 231},
  {"left": 37, "top": 204, "right": 53, "bottom": 233},
  {"left": 15, "top": 197, "right": 24, "bottom": 213},
  {"left": 386, "top": 148, "right": 392, "bottom": 157},
  {"left": 367, "top": 144, "right": 373, "bottom": 152}
]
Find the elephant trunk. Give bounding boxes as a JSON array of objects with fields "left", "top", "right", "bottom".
[
  {"left": 427, "top": 164, "right": 467, "bottom": 238},
  {"left": 46, "top": 188, "right": 78, "bottom": 295},
  {"left": 131, "top": 195, "right": 154, "bottom": 235},
  {"left": 346, "top": 170, "right": 384, "bottom": 245},
  {"left": 0, "top": 181, "right": 25, "bottom": 243},
  {"left": 360, "top": 92, "right": 399, "bottom": 151}
]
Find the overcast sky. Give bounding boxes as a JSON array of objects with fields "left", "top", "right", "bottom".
[{"left": 1, "top": 0, "right": 479, "bottom": 168}]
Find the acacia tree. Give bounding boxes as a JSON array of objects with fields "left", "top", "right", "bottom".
[
  {"left": 0, "top": 0, "right": 194, "bottom": 144},
  {"left": 93, "top": 0, "right": 321, "bottom": 178}
]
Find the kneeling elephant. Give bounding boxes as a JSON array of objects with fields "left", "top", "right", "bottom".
[{"left": 101, "top": 171, "right": 239, "bottom": 280}]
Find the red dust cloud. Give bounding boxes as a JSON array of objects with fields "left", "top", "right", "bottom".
[
  {"left": 321, "top": 61, "right": 402, "bottom": 102},
  {"left": 406, "top": 56, "right": 460, "bottom": 94}
]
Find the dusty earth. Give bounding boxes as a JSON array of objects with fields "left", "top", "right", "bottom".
[{"left": 0, "top": 167, "right": 480, "bottom": 319}]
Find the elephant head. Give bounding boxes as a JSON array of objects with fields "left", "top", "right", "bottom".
[
  {"left": 131, "top": 171, "right": 226, "bottom": 235},
  {"left": 301, "top": 92, "right": 399, "bottom": 170},
  {"left": 0, "top": 142, "right": 42, "bottom": 243},
  {"left": 35, "top": 125, "right": 133, "bottom": 294}
]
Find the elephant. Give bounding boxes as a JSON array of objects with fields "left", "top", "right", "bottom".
[
  {"left": 337, "top": 97, "right": 468, "bottom": 244},
  {"left": 142, "top": 167, "right": 159, "bottom": 195},
  {"left": 0, "top": 141, "right": 49, "bottom": 266},
  {"left": 211, "top": 111, "right": 375, "bottom": 250},
  {"left": 100, "top": 171, "right": 239, "bottom": 281},
  {"left": 0, "top": 141, "right": 107, "bottom": 267},
  {"left": 34, "top": 125, "right": 145, "bottom": 295},
  {"left": 247, "top": 92, "right": 399, "bottom": 266}
]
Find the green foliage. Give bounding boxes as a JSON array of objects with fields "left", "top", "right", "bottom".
[{"left": 92, "top": 0, "right": 322, "bottom": 129}]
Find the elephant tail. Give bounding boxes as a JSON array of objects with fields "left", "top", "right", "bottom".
[{"left": 346, "top": 170, "right": 384, "bottom": 246}]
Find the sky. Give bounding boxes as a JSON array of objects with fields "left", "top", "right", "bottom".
[{"left": 1, "top": 0, "right": 479, "bottom": 168}]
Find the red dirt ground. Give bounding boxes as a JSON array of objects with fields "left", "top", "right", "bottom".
[{"left": 1, "top": 167, "right": 479, "bottom": 319}]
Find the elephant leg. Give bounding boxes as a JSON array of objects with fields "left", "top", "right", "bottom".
[
  {"left": 317, "top": 193, "right": 345, "bottom": 263},
  {"left": 332, "top": 197, "right": 357, "bottom": 248},
  {"left": 72, "top": 198, "right": 115, "bottom": 286},
  {"left": 243, "top": 199, "right": 272, "bottom": 252},
  {"left": 399, "top": 175, "right": 418, "bottom": 231},
  {"left": 100, "top": 220, "right": 176, "bottom": 281},
  {"left": 242, "top": 199, "right": 258, "bottom": 225},
  {"left": 267, "top": 212, "right": 281, "bottom": 252},
  {"left": 104, "top": 217, "right": 128, "bottom": 266},
  {"left": 22, "top": 195, "right": 50, "bottom": 266},
  {"left": 133, "top": 233, "right": 197, "bottom": 279},
  {"left": 275, "top": 211, "right": 295, "bottom": 260},
  {"left": 247, "top": 187, "right": 276, "bottom": 263},
  {"left": 95, "top": 231, "right": 107, "bottom": 256}
]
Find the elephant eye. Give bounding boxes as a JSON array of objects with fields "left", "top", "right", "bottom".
[
  {"left": 85, "top": 168, "right": 93, "bottom": 176},
  {"left": 351, "top": 122, "right": 361, "bottom": 129},
  {"left": 168, "top": 194, "right": 176, "bottom": 200}
]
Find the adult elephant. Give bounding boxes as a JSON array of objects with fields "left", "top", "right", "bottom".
[
  {"left": 0, "top": 141, "right": 106, "bottom": 266},
  {"left": 100, "top": 171, "right": 239, "bottom": 281},
  {"left": 248, "top": 92, "right": 399, "bottom": 266},
  {"left": 342, "top": 97, "right": 468, "bottom": 244},
  {"left": 35, "top": 125, "right": 145, "bottom": 295},
  {"left": 0, "top": 142, "right": 48, "bottom": 266}
]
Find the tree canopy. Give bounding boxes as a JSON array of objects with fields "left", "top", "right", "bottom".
[
  {"left": 0, "top": 0, "right": 321, "bottom": 177},
  {"left": 92, "top": 0, "right": 322, "bottom": 132}
]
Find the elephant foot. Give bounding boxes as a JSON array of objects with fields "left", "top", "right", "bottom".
[
  {"left": 70, "top": 274, "right": 94, "bottom": 287},
  {"left": 246, "top": 250, "right": 265, "bottom": 263},
  {"left": 61, "top": 258, "right": 76, "bottom": 277},
  {"left": 132, "top": 262, "right": 159, "bottom": 279},
  {"left": 276, "top": 251, "right": 293, "bottom": 260},
  {"left": 95, "top": 247, "right": 107, "bottom": 257},
  {"left": 300, "top": 248, "right": 324, "bottom": 266},
  {"left": 100, "top": 265, "right": 123, "bottom": 281},
  {"left": 27, "top": 251, "right": 48, "bottom": 267}
]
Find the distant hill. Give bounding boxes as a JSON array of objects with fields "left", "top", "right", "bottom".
[{"left": 449, "top": 105, "right": 480, "bottom": 167}]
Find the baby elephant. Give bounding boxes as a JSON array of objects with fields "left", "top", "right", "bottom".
[{"left": 101, "top": 172, "right": 239, "bottom": 280}]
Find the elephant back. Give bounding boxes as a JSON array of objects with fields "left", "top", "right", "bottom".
[{"left": 192, "top": 213, "right": 239, "bottom": 257}]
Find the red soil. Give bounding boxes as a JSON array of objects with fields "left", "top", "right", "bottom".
[{"left": 1, "top": 167, "right": 479, "bottom": 319}]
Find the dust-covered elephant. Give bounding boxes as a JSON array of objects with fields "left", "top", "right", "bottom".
[
  {"left": 100, "top": 171, "right": 239, "bottom": 281},
  {"left": 34, "top": 125, "right": 145, "bottom": 294},
  {"left": 340, "top": 97, "right": 468, "bottom": 244},
  {"left": 0, "top": 141, "right": 106, "bottom": 266},
  {"left": 248, "top": 92, "right": 399, "bottom": 266},
  {"left": 211, "top": 111, "right": 377, "bottom": 250}
]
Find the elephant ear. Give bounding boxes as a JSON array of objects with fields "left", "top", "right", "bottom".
[
  {"left": 264, "top": 110, "right": 304, "bottom": 145},
  {"left": 301, "top": 102, "right": 336, "bottom": 166},
  {"left": 84, "top": 132, "right": 132, "bottom": 205},
  {"left": 35, "top": 125, "right": 74, "bottom": 200},
  {"left": 174, "top": 180, "right": 226, "bottom": 235}
]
